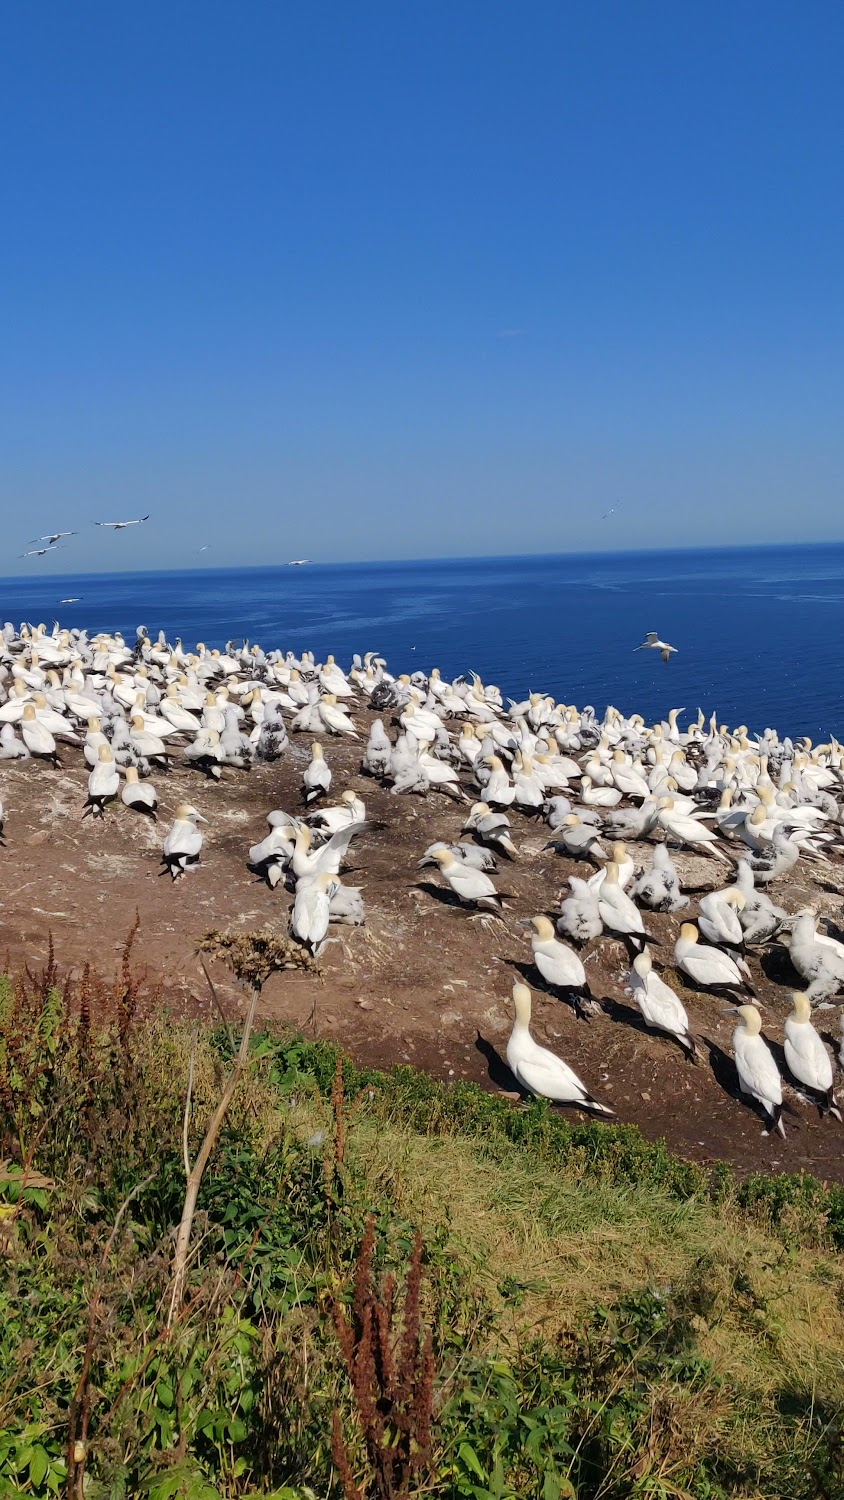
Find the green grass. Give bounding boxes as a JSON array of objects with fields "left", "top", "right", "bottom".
[{"left": 2, "top": 966, "right": 844, "bottom": 1499}]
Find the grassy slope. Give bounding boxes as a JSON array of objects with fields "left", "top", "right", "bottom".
[{"left": 2, "top": 970, "right": 844, "bottom": 1498}]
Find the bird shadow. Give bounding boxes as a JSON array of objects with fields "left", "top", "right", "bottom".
[
  {"left": 474, "top": 1033, "right": 530, "bottom": 1099},
  {"left": 414, "top": 880, "right": 463, "bottom": 909},
  {"left": 760, "top": 945, "right": 802, "bottom": 987}
]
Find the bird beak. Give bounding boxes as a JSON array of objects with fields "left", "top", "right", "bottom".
[{"left": 195, "top": 813, "right": 208, "bottom": 824}]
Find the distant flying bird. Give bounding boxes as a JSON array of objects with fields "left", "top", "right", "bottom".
[
  {"left": 20, "top": 544, "right": 61, "bottom": 558},
  {"left": 94, "top": 514, "right": 150, "bottom": 530},
  {"left": 198, "top": 545, "right": 211, "bottom": 553},
  {"left": 287, "top": 559, "right": 311, "bottom": 566},
  {"left": 634, "top": 632, "right": 678, "bottom": 663},
  {"left": 601, "top": 504, "right": 620, "bottom": 520},
  {"left": 59, "top": 597, "right": 81, "bottom": 604},
  {"left": 29, "top": 530, "right": 77, "bottom": 544}
]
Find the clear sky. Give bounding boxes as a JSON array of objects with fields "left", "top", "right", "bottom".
[{"left": 2, "top": 2, "right": 843, "bottom": 574}]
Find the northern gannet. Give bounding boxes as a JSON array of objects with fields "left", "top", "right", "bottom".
[
  {"left": 427, "top": 846, "right": 504, "bottom": 910},
  {"left": 93, "top": 514, "right": 150, "bottom": 529},
  {"left": 730, "top": 1004, "right": 785, "bottom": 1137},
  {"left": 162, "top": 804, "right": 207, "bottom": 878},
  {"left": 627, "top": 951, "right": 696, "bottom": 1058},
  {"left": 629, "top": 844, "right": 687, "bottom": 912},
  {"left": 86, "top": 744, "right": 120, "bottom": 816},
  {"left": 784, "top": 993, "right": 840, "bottom": 1117},
  {"left": 634, "top": 632, "right": 678, "bottom": 663},
  {"left": 303, "top": 741, "right": 332, "bottom": 802},
  {"left": 674, "top": 923, "right": 751, "bottom": 992},
  {"left": 506, "top": 983, "right": 612, "bottom": 1113},
  {"left": 528, "top": 915, "right": 596, "bottom": 1017},
  {"left": 121, "top": 764, "right": 158, "bottom": 819}
]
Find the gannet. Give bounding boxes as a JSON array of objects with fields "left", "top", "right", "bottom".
[
  {"left": 674, "top": 923, "right": 751, "bottom": 992},
  {"left": 528, "top": 915, "right": 596, "bottom": 1016},
  {"left": 698, "top": 888, "right": 745, "bottom": 948},
  {"left": 784, "top": 993, "right": 840, "bottom": 1117},
  {"left": 506, "top": 983, "right": 613, "bottom": 1113},
  {"left": 308, "top": 790, "right": 365, "bottom": 835},
  {"left": 20, "top": 704, "right": 59, "bottom": 763},
  {"left": 633, "top": 632, "right": 678, "bottom": 663},
  {"left": 588, "top": 842, "right": 634, "bottom": 892},
  {"left": 730, "top": 1004, "right": 785, "bottom": 1136},
  {"left": 290, "top": 872, "right": 337, "bottom": 952},
  {"left": 596, "top": 862, "right": 652, "bottom": 945},
  {"left": 361, "top": 719, "right": 392, "bottom": 778},
  {"left": 656, "top": 798, "right": 730, "bottom": 862},
  {"left": 463, "top": 802, "right": 517, "bottom": 859},
  {"left": 731, "top": 862, "right": 786, "bottom": 943},
  {"left": 548, "top": 815, "right": 607, "bottom": 864},
  {"left": 162, "top": 804, "right": 207, "bottom": 878},
  {"left": 121, "top": 764, "right": 158, "bottom": 818},
  {"left": 303, "top": 741, "right": 332, "bottom": 802},
  {"left": 629, "top": 844, "right": 688, "bottom": 912},
  {"left": 93, "top": 513, "right": 150, "bottom": 529},
  {"left": 29, "top": 530, "right": 77, "bottom": 545},
  {"left": 427, "top": 847, "right": 503, "bottom": 910},
  {"left": 627, "top": 951, "right": 696, "bottom": 1058},
  {"left": 86, "top": 744, "right": 120, "bottom": 816},
  {"left": 787, "top": 913, "right": 844, "bottom": 1003},
  {"left": 418, "top": 841, "right": 497, "bottom": 872},
  {"left": 557, "top": 876, "right": 603, "bottom": 944}
]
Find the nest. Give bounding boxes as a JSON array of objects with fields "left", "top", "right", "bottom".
[{"left": 198, "top": 927, "right": 317, "bottom": 987}]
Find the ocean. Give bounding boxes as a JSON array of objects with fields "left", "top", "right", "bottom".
[{"left": 2, "top": 544, "right": 842, "bottom": 740}]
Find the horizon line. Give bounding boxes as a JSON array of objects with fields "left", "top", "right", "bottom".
[{"left": 2, "top": 535, "right": 843, "bottom": 585}]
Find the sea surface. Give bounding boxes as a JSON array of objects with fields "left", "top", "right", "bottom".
[{"left": 1, "top": 544, "right": 842, "bottom": 740}]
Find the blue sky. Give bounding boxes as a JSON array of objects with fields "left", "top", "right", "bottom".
[{"left": 2, "top": 2, "right": 843, "bottom": 574}]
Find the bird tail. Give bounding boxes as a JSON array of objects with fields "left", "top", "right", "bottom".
[{"left": 584, "top": 1097, "right": 614, "bottom": 1116}]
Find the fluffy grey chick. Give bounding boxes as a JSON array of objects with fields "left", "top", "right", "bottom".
[
  {"left": 629, "top": 844, "right": 688, "bottom": 912},
  {"left": 557, "top": 875, "right": 603, "bottom": 944}
]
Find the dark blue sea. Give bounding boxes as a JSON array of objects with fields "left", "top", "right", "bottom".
[{"left": 2, "top": 544, "right": 842, "bottom": 740}]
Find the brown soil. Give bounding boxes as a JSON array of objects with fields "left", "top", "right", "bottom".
[{"left": 2, "top": 718, "right": 843, "bottom": 1183}]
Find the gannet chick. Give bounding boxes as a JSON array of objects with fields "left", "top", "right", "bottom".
[
  {"left": 361, "top": 718, "right": 392, "bottom": 778},
  {"left": 633, "top": 632, "right": 678, "bottom": 663},
  {"left": 463, "top": 802, "right": 517, "bottom": 859},
  {"left": 627, "top": 951, "right": 696, "bottom": 1058},
  {"left": 327, "top": 879, "right": 365, "bottom": 926},
  {"left": 418, "top": 841, "right": 497, "bottom": 872},
  {"left": 162, "top": 803, "right": 207, "bottom": 879},
  {"left": 303, "top": 741, "right": 331, "bottom": 802},
  {"left": 787, "top": 913, "right": 844, "bottom": 1003},
  {"left": 629, "top": 843, "right": 688, "bottom": 912},
  {"left": 427, "top": 846, "right": 504, "bottom": 910},
  {"left": 506, "top": 983, "right": 613, "bottom": 1113},
  {"left": 747, "top": 830, "right": 800, "bottom": 884},
  {"left": 674, "top": 923, "right": 751, "bottom": 993},
  {"left": 86, "top": 744, "right": 120, "bottom": 817},
  {"left": 121, "top": 764, "right": 158, "bottom": 819},
  {"left": 290, "top": 872, "right": 337, "bottom": 952},
  {"left": 731, "top": 1004, "right": 785, "bottom": 1137},
  {"left": 602, "top": 799, "right": 659, "bottom": 841},
  {"left": 0, "top": 723, "right": 27, "bottom": 760},
  {"left": 784, "top": 993, "right": 841, "bottom": 1118},
  {"left": 528, "top": 915, "right": 597, "bottom": 1018},
  {"left": 557, "top": 876, "right": 603, "bottom": 945}
]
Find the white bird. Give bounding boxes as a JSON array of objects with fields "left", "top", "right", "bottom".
[
  {"left": 506, "top": 983, "right": 613, "bottom": 1113},
  {"left": 528, "top": 915, "right": 596, "bottom": 1016},
  {"left": 587, "top": 842, "right": 634, "bottom": 892},
  {"left": 463, "top": 802, "right": 518, "bottom": 859},
  {"left": 303, "top": 741, "right": 332, "bottom": 802},
  {"left": 94, "top": 514, "right": 150, "bottom": 529},
  {"left": 20, "top": 704, "right": 58, "bottom": 762},
  {"left": 20, "top": 545, "right": 62, "bottom": 558},
  {"left": 121, "top": 764, "right": 158, "bottom": 818},
  {"left": 731, "top": 1004, "right": 785, "bottom": 1137},
  {"left": 596, "top": 862, "right": 652, "bottom": 945},
  {"left": 427, "top": 846, "right": 503, "bottom": 909},
  {"left": 86, "top": 744, "right": 120, "bottom": 816},
  {"left": 698, "top": 888, "right": 745, "bottom": 948},
  {"left": 784, "top": 992, "right": 840, "bottom": 1117},
  {"left": 787, "top": 913, "right": 844, "bottom": 1003},
  {"left": 627, "top": 951, "right": 696, "bottom": 1058},
  {"left": 290, "top": 872, "right": 337, "bottom": 952},
  {"left": 29, "top": 530, "right": 77, "bottom": 545},
  {"left": 674, "top": 923, "right": 751, "bottom": 992},
  {"left": 656, "top": 798, "right": 730, "bottom": 862},
  {"left": 634, "top": 632, "right": 678, "bottom": 663},
  {"left": 162, "top": 803, "right": 207, "bottom": 879}
]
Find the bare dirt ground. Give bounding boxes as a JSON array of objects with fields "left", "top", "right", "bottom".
[{"left": 2, "top": 715, "right": 844, "bottom": 1184}]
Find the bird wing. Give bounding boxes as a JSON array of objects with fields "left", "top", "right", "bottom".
[{"left": 513, "top": 1051, "right": 586, "bottom": 1103}]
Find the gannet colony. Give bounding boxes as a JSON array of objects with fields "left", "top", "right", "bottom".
[{"left": 2, "top": 617, "right": 844, "bottom": 1157}]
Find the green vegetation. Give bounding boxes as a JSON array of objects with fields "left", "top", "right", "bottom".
[{"left": 2, "top": 947, "right": 844, "bottom": 1499}]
